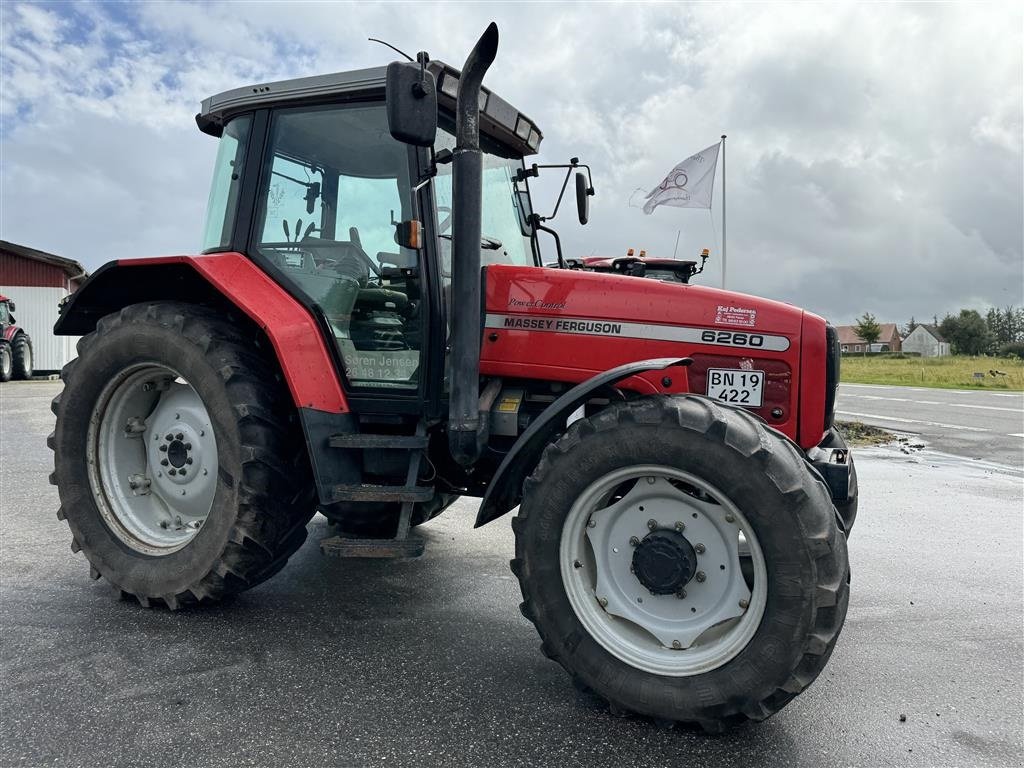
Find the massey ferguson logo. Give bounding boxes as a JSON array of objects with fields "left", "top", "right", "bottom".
[{"left": 508, "top": 297, "right": 567, "bottom": 311}]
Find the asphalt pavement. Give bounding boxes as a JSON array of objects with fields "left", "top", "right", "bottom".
[
  {"left": 837, "top": 383, "right": 1024, "bottom": 467},
  {"left": 2, "top": 380, "right": 1022, "bottom": 768}
]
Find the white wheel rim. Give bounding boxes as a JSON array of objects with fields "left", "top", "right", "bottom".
[
  {"left": 559, "top": 465, "right": 768, "bottom": 676},
  {"left": 87, "top": 364, "right": 218, "bottom": 555}
]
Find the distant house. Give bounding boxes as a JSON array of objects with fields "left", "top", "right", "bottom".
[
  {"left": 836, "top": 323, "right": 902, "bottom": 354},
  {"left": 902, "top": 324, "right": 950, "bottom": 357}
]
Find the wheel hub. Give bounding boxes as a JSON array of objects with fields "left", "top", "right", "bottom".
[{"left": 632, "top": 529, "right": 697, "bottom": 595}]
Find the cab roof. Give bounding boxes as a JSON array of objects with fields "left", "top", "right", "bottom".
[{"left": 197, "top": 60, "right": 543, "bottom": 157}]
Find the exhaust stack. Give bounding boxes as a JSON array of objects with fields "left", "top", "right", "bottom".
[{"left": 448, "top": 23, "right": 499, "bottom": 467}]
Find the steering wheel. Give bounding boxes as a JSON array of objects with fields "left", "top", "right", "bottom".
[{"left": 262, "top": 239, "right": 381, "bottom": 280}]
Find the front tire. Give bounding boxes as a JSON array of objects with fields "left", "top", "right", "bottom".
[
  {"left": 49, "top": 302, "right": 317, "bottom": 607},
  {"left": 12, "top": 333, "right": 32, "bottom": 379},
  {"left": 0, "top": 342, "right": 11, "bottom": 382},
  {"left": 512, "top": 395, "right": 849, "bottom": 730}
]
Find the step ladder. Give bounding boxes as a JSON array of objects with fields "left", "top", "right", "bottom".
[{"left": 319, "top": 422, "right": 431, "bottom": 559}]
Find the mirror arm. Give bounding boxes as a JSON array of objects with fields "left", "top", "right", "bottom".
[{"left": 530, "top": 213, "right": 565, "bottom": 269}]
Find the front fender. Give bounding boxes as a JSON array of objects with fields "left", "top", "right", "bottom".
[{"left": 474, "top": 357, "right": 692, "bottom": 527}]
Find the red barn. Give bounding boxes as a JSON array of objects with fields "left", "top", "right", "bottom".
[{"left": 0, "top": 241, "right": 88, "bottom": 372}]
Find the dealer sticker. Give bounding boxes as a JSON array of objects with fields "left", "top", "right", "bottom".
[{"left": 715, "top": 305, "right": 757, "bottom": 327}]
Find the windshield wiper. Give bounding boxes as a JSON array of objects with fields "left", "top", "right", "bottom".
[{"left": 440, "top": 233, "right": 503, "bottom": 250}]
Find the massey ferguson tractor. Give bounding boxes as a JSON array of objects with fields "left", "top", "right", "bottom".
[
  {"left": 0, "top": 295, "right": 33, "bottom": 382},
  {"left": 49, "top": 25, "right": 855, "bottom": 730}
]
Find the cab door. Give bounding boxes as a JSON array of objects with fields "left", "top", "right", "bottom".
[{"left": 246, "top": 101, "right": 438, "bottom": 412}]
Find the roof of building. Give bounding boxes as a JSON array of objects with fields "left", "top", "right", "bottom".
[
  {"left": 835, "top": 323, "right": 900, "bottom": 345},
  {"left": 0, "top": 240, "right": 88, "bottom": 282},
  {"left": 910, "top": 323, "right": 947, "bottom": 343}
]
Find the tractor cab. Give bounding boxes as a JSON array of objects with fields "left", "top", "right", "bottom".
[{"left": 196, "top": 59, "right": 544, "bottom": 398}]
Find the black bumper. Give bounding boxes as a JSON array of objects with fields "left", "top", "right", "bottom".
[{"left": 807, "top": 428, "right": 858, "bottom": 535}]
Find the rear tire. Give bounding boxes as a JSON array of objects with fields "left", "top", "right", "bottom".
[
  {"left": 12, "top": 333, "right": 32, "bottom": 379},
  {"left": 512, "top": 395, "right": 849, "bottom": 730},
  {"left": 49, "top": 302, "right": 317, "bottom": 607}
]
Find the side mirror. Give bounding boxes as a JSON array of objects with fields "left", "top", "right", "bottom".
[
  {"left": 386, "top": 61, "right": 437, "bottom": 147},
  {"left": 575, "top": 172, "right": 593, "bottom": 225},
  {"left": 6, "top": 301, "right": 14, "bottom": 313}
]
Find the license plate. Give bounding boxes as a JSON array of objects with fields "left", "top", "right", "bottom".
[{"left": 706, "top": 368, "right": 764, "bottom": 407}]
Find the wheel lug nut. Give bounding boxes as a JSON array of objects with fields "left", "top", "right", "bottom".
[
  {"left": 169, "top": 469, "right": 177, "bottom": 476},
  {"left": 695, "top": 571, "right": 706, "bottom": 583},
  {"left": 573, "top": 560, "right": 582, "bottom": 569},
  {"left": 587, "top": 518, "right": 596, "bottom": 528},
  {"left": 671, "top": 640, "right": 682, "bottom": 649},
  {"left": 695, "top": 543, "right": 706, "bottom": 554},
  {"left": 165, "top": 434, "right": 173, "bottom": 441},
  {"left": 598, "top": 597, "right": 608, "bottom": 608},
  {"left": 725, "top": 514, "right": 735, "bottom": 523},
  {"left": 739, "top": 598, "right": 749, "bottom": 609},
  {"left": 676, "top": 589, "right": 687, "bottom": 599},
  {"left": 674, "top": 521, "right": 685, "bottom": 532},
  {"left": 185, "top": 443, "right": 192, "bottom": 450},
  {"left": 185, "top": 457, "right": 193, "bottom": 465},
  {"left": 175, "top": 433, "right": 183, "bottom": 440},
  {"left": 629, "top": 536, "right": 640, "bottom": 547},
  {"left": 160, "top": 459, "right": 169, "bottom": 466},
  {"left": 159, "top": 445, "right": 168, "bottom": 452},
  {"left": 647, "top": 519, "right": 657, "bottom": 530}
]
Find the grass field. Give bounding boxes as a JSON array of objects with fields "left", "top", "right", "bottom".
[{"left": 840, "top": 355, "right": 1024, "bottom": 390}]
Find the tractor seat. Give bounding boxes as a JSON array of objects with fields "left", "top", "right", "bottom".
[{"left": 355, "top": 287, "right": 410, "bottom": 315}]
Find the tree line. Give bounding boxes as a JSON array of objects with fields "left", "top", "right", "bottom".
[{"left": 852, "top": 306, "right": 1024, "bottom": 357}]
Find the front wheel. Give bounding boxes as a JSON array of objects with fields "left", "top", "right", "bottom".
[
  {"left": 49, "top": 302, "right": 317, "bottom": 607},
  {"left": 12, "top": 333, "right": 32, "bottom": 379},
  {"left": 0, "top": 342, "right": 11, "bottom": 382},
  {"left": 512, "top": 395, "right": 849, "bottom": 730}
]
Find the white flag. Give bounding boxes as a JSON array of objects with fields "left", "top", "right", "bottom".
[{"left": 643, "top": 142, "right": 721, "bottom": 214}]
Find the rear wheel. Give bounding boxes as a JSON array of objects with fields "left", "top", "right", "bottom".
[
  {"left": 12, "top": 333, "right": 32, "bottom": 379},
  {"left": 49, "top": 302, "right": 317, "bottom": 607},
  {"left": 512, "top": 395, "right": 849, "bottom": 730}
]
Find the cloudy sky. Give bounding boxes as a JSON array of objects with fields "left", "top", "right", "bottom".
[{"left": 1, "top": 1, "right": 1021, "bottom": 325}]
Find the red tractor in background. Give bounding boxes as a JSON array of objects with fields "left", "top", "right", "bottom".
[
  {"left": 49, "top": 25, "right": 855, "bottom": 730},
  {"left": 0, "top": 294, "right": 33, "bottom": 382}
]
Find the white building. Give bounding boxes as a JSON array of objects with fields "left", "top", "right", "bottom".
[
  {"left": 0, "top": 241, "right": 88, "bottom": 372},
  {"left": 902, "top": 324, "right": 951, "bottom": 357}
]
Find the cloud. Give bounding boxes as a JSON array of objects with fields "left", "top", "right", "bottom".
[{"left": 1, "top": 1, "right": 1021, "bottom": 325}]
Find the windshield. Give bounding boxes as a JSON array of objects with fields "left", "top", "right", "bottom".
[
  {"left": 200, "top": 115, "right": 252, "bottom": 252},
  {"left": 433, "top": 126, "right": 535, "bottom": 273}
]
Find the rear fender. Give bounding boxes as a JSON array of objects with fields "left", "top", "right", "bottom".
[
  {"left": 474, "top": 357, "right": 691, "bottom": 528},
  {"left": 55, "top": 254, "right": 348, "bottom": 413}
]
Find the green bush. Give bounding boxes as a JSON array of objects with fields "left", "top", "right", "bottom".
[{"left": 998, "top": 341, "right": 1024, "bottom": 359}]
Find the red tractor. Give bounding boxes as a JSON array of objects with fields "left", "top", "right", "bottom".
[
  {"left": 0, "top": 294, "right": 33, "bottom": 382},
  {"left": 49, "top": 25, "right": 854, "bottom": 730},
  {"left": 570, "top": 248, "right": 713, "bottom": 284}
]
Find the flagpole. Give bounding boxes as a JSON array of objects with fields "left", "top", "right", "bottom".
[
  {"left": 721, "top": 134, "right": 727, "bottom": 289},
  {"left": 672, "top": 229, "right": 681, "bottom": 259}
]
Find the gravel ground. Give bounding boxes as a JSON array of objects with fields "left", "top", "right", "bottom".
[{"left": 2, "top": 380, "right": 1022, "bottom": 768}]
